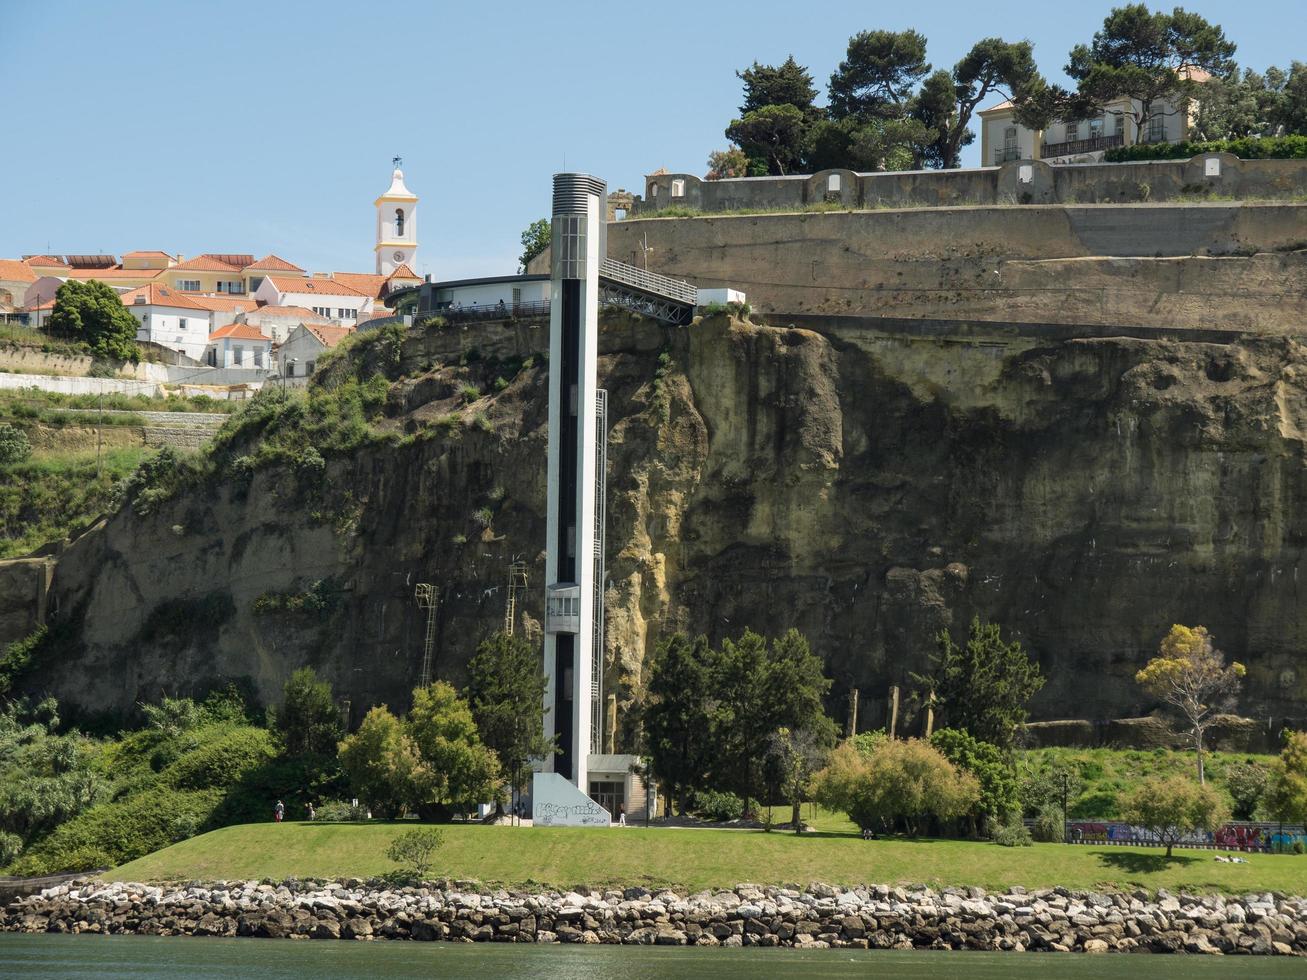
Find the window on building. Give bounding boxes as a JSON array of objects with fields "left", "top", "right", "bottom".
[
  {"left": 285, "top": 361, "right": 296, "bottom": 377},
  {"left": 254, "top": 348, "right": 263, "bottom": 367},
  {"left": 649, "top": 183, "right": 658, "bottom": 198},
  {"left": 306, "top": 360, "right": 315, "bottom": 375},
  {"left": 233, "top": 345, "right": 244, "bottom": 366},
  {"left": 206, "top": 348, "right": 216, "bottom": 367},
  {"left": 1089, "top": 118, "right": 1104, "bottom": 138},
  {"left": 179, "top": 279, "right": 200, "bottom": 291},
  {"left": 670, "top": 179, "right": 685, "bottom": 198},
  {"left": 337, "top": 308, "right": 347, "bottom": 319},
  {"left": 1147, "top": 114, "right": 1166, "bottom": 143},
  {"left": 1000, "top": 126, "right": 1019, "bottom": 164},
  {"left": 178, "top": 317, "right": 186, "bottom": 331},
  {"left": 395, "top": 208, "right": 405, "bottom": 236},
  {"left": 1114, "top": 114, "right": 1126, "bottom": 138},
  {"left": 1065, "top": 120, "right": 1079, "bottom": 142},
  {"left": 248, "top": 276, "right": 263, "bottom": 292}
]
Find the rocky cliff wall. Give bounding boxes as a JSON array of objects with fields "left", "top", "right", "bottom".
[{"left": 9, "top": 314, "right": 1307, "bottom": 742}]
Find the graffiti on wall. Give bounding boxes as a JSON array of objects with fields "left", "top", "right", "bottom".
[{"left": 1067, "top": 820, "right": 1307, "bottom": 852}]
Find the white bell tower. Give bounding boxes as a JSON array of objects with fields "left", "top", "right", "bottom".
[{"left": 375, "top": 156, "right": 418, "bottom": 275}]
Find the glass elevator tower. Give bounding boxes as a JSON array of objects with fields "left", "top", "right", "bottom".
[{"left": 542, "top": 173, "right": 607, "bottom": 789}]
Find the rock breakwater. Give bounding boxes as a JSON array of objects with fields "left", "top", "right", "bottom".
[{"left": 4, "top": 879, "right": 1306, "bottom": 955}]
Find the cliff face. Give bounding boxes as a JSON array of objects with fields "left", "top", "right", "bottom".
[{"left": 13, "top": 314, "right": 1307, "bottom": 739}]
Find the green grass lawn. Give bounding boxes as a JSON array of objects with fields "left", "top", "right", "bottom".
[{"left": 109, "top": 819, "right": 1305, "bottom": 895}]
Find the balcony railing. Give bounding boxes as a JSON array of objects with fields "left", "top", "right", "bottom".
[{"left": 1040, "top": 134, "right": 1124, "bottom": 159}]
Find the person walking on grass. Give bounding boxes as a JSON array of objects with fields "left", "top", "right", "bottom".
[
  {"left": 305, "top": 802, "right": 316, "bottom": 821},
  {"left": 616, "top": 802, "right": 626, "bottom": 827},
  {"left": 274, "top": 800, "right": 285, "bottom": 823}
]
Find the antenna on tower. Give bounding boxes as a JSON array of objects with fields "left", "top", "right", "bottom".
[
  {"left": 504, "top": 560, "right": 528, "bottom": 636},
  {"left": 393, "top": 155, "right": 403, "bottom": 170},
  {"left": 414, "top": 583, "right": 437, "bottom": 688}
]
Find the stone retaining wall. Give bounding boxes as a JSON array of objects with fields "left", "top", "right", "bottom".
[{"left": 4, "top": 879, "right": 1304, "bottom": 955}]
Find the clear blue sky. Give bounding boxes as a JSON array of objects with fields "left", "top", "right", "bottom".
[{"left": 0, "top": 1, "right": 1299, "bottom": 280}]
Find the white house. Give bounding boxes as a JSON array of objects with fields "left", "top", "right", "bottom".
[
  {"left": 238, "top": 305, "right": 333, "bottom": 344},
  {"left": 121, "top": 284, "right": 214, "bottom": 361},
  {"left": 204, "top": 322, "right": 272, "bottom": 369},
  {"left": 253, "top": 276, "right": 373, "bottom": 325},
  {"left": 978, "top": 71, "right": 1211, "bottom": 165},
  {"left": 277, "top": 322, "right": 353, "bottom": 379}
]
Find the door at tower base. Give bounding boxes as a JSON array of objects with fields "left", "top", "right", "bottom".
[{"left": 532, "top": 772, "right": 611, "bottom": 826}]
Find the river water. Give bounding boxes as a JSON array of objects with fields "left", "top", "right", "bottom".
[{"left": 3, "top": 934, "right": 1304, "bottom": 979}]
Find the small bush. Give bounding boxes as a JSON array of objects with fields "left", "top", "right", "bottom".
[
  {"left": 472, "top": 507, "right": 494, "bottom": 529},
  {"left": 1031, "top": 806, "right": 1064, "bottom": 843},
  {"left": 316, "top": 800, "right": 368, "bottom": 822},
  {"left": 1069, "top": 789, "right": 1118, "bottom": 819},
  {"left": 0, "top": 831, "right": 23, "bottom": 866},
  {"left": 1104, "top": 135, "right": 1307, "bottom": 163},
  {"left": 994, "top": 821, "right": 1033, "bottom": 847},
  {"left": 692, "top": 789, "right": 744, "bottom": 822},
  {"left": 459, "top": 384, "right": 480, "bottom": 404},
  {"left": 387, "top": 828, "right": 444, "bottom": 880},
  {"left": 0, "top": 423, "right": 31, "bottom": 466},
  {"left": 163, "top": 726, "right": 276, "bottom": 792}
]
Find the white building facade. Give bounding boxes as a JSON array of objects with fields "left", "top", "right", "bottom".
[
  {"left": 253, "top": 276, "right": 373, "bottom": 325},
  {"left": 204, "top": 323, "right": 272, "bottom": 369}
]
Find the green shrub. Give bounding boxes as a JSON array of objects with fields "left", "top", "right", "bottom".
[
  {"left": 1104, "top": 135, "right": 1307, "bottom": 163},
  {"left": 387, "top": 827, "right": 444, "bottom": 880},
  {"left": 1225, "top": 761, "right": 1269, "bottom": 821},
  {"left": 0, "top": 626, "right": 50, "bottom": 695},
  {"left": 1069, "top": 789, "right": 1118, "bottom": 819},
  {"left": 0, "top": 423, "right": 31, "bottom": 466},
  {"left": 163, "top": 726, "right": 275, "bottom": 791},
  {"left": 993, "top": 820, "right": 1033, "bottom": 847},
  {"left": 0, "top": 830, "right": 23, "bottom": 866},
  {"left": 692, "top": 789, "right": 744, "bottom": 822},
  {"left": 1031, "top": 806, "right": 1064, "bottom": 843},
  {"left": 316, "top": 800, "right": 368, "bottom": 822},
  {"left": 459, "top": 384, "right": 480, "bottom": 404},
  {"left": 10, "top": 785, "right": 223, "bottom": 875}
]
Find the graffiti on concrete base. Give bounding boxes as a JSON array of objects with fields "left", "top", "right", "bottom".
[{"left": 1067, "top": 820, "right": 1307, "bottom": 852}]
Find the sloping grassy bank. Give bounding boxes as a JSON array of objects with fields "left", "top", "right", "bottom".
[{"left": 109, "top": 822, "right": 1305, "bottom": 895}]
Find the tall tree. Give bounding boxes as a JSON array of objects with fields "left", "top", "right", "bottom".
[
  {"left": 1019, "top": 5, "right": 1236, "bottom": 141},
  {"left": 641, "top": 633, "right": 718, "bottom": 814},
  {"left": 738, "top": 56, "right": 819, "bottom": 116},
  {"left": 517, "top": 218, "right": 550, "bottom": 273},
  {"left": 828, "top": 29, "right": 931, "bottom": 122},
  {"left": 465, "top": 631, "right": 553, "bottom": 819},
  {"left": 725, "top": 104, "right": 808, "bottom": 175},
  {"left": 337, "top": 705, "right": 422, "bottom": 818},
  {"left": 765, "top": 726, "right": 830, "bottom": 834},
  {"left": 917, "top": 618, "right": 1044, "bottom": 752},
  {"left": 46, "top": 279, "right": 140, "bottom": 361},
  {"left": 407, "top": 681, "right": 502, "bottom": 818},
  {"left": 1272, "top": 62, "right": 1307, "bottom": 135},
  {"left": 1118, "top": 775, "right": 1228, "bottom": 857},
  {"left": 714, "top": 628, "right": 833, "bottom": 812},
  {"left": 1266, "top": 730, "right": 1307, "bottom": 828},
  {"left": 272, "top": 667, "right": 342, "bottom": 757},
  {"left": 1135, "top": 625, "right": 1244, "bottom": 785},
  {"left": 917, "top": 39, "right": 1042, "bottom": 168}
]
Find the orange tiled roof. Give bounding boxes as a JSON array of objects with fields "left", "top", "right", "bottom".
[
  {"left": 304, "top": 324, "right": 355, "bottom": 348},
  {"left": 123, "top": 250, "right": 174, "bottom": 258},
  {"left": 182, "top": 294, "right": 258, "bottom": 313},
  {"left": 388, "top": 263, "right": 421, "bottom": 281},
  {"left": 265, "top": 275, "right": 367, "bottom": 297},
  {"left": 119, "top": 283, "right": 208, "bottom": 310},
  {"left": 0, "top": 260, "right": 38, "bottom": 283},
  {"left": 209, "top": 322, "right": 270, "bottom": 341},
  {"left": 328, "top": 272, "right": 387, "bottom": 298},
  {"left": 24, "top": 255, "right": 70, "bottom": 270},
  {"left": 172, "top": 255, "right": 243, "bottom": 272},
  {"left": 245, "top": 304, "right": 331, "bottom": 321},
  {"left": 66, "top": 268, "right": 161, "bottom": 280},
  {"left": 244, "top": 254, "right": 304, "bottom": 273}
]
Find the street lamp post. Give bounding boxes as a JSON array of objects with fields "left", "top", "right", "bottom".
[{"left": 1061, "top": 772, "right": 1069, "bottom": 844}]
